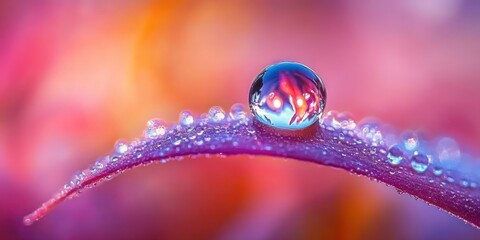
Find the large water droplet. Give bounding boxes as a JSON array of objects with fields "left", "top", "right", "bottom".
[
  {"left": 387, "top": 145, "right": 403, "bottom": 165},
  {"left": 249, "top": 62, "right": 326, "bottom": 130},
  {"left": 410, "top": 152, "right": 429, "bottom": 173}
]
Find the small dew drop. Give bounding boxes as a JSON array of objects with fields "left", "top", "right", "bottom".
[
  {"left": 173, "top": 139, "right": 182, "bottom": 146},
  {"left": 446, "top": 176, "right": 455, "bottom": 183},
  {"left": 209, "top": 106, "right": 225, "bottom": 122},
  {"left": 114, "top": 139, "right": 129, "bottom": 154},
  {"left": 324, "top": 111, "right": 356, "bottom": 130},
  {"left": 95, "top": 161, "right": 104, "bottom": 169},
  {"left": 144, "top": 119, "right": 167, "bottom": 139},
  {"left": 432, "top": 166, "right": 443, "bottom": 176},
  {"left": 410, "top": 152, "right": 429, "bottom": 173},
  {"left": 71, "top": 171, "right": 86, "bottom": 186},
  {"left": 387, "top": 145, "right": 403, "bottom": 166},
  {"left": 436, "top": 137, "right": 461, "bottom": 168},
  {"left": 64, "top": 183, "right": 72, "bottom": 190},
  {"left": 179, "top": 111, "right": 194, "bottom": 126},
  {"left": 402, "top": 131, "right": 419, "bottom": 151},
  {"left": 111, "top": 156, "right": 119, "bottom": 162},
  {"left": 229, "top": 104, "right": 247, "bottom": 120},
  {"left": 195, "top": 139, "right": 204, "bottom": 146},
  {"left": 89, "top": 165, "right": 97, "bottom": 175}
]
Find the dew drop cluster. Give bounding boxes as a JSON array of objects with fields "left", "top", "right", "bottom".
[{"left": 320, "top": 110, "right": 479, "bottom": 190}]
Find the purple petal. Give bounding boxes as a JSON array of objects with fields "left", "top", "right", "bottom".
[{"left": 24, "top": 107, "right": 480, "bottom": 228}]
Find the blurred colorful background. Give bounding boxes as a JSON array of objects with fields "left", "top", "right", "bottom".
[{"left": 2, "top": 0, "right": 480, "bottom": 239}]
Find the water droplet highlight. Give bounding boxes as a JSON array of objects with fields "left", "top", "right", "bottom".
[
  {"left": 229, "top": 104, "right": 247, "bottom": 120},
  {"left": 249, "top": 62, "right": 326, "bottom": 130},
  {"left": 460, "top": 179, "right": 469, "bottom": 187},
  {"left": 179, "top": 111, "right": 194, "bottom": 126},
  {"left": 446, "top": 176, "right": 455, "bottom": 183},
  {"left": 402, "top": 131, "right": 419, "bottom": 151},
  {"left": 323, "top": 111, "right": 356, "bottom": 130},
  {"left": 173, "top": 139, "right": 181, "bottom": 146},
  {"left": 114, "top": 139, "right": 129, "bottom": 154},
  {"left": 209, "top": 106, "right": 225, "bottom": 122},
  {"left": 144, "top": 119, "right": 167, "bottom": 139}
]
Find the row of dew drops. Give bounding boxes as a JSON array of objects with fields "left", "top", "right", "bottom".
[
  {"left": 63, "top": 104, "right": 254, "bottom": 193},
  {"left": 65, "top": 106, "right": 478, "bottom": 193},
  {"left": 141, "top": 104, "right": 255, "bottom": 154},
  {"left": 321, "top": 111, "right": 478, "bottom": 190}
]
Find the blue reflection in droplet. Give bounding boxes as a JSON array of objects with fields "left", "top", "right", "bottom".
[
  {"left": 387, "top": 145, "right": 404, "bottom": 165},
  {"left": 249, "top": 62, "right": 326, "bottom": 130},
  {"left": 410, "top": 152, "right": 429, "bottom": 173}
]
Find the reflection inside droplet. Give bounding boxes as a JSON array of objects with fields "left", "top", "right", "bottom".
[
  {"left": 248, "top": 62, "right": 326, "bottom": 130},
  {"left": 410, "top": 152, "right": 429, "bottom": 173},
  {"left": 387, "top": 145, "right": 403, "bottom": 165}
]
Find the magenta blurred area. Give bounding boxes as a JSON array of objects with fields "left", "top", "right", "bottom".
[{"left": 1, "top": 1, "right": 480, "bottom": 239}]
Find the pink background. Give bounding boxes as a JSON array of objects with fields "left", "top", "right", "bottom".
[{"left": 1, "top": 1, "right": 480, "bottom": 239}]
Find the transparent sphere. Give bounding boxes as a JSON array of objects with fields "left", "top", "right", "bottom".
[{"left": 249, "top": 62, "right": 327, "bottom": 130}]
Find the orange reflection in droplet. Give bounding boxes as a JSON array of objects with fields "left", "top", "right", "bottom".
[{"left": 278, "top": 73, "right": 308, "bottom": 124}]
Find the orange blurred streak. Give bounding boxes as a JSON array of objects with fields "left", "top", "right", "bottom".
[{"left": 279, "top": 73, "right": 308, "bottom": 124}]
